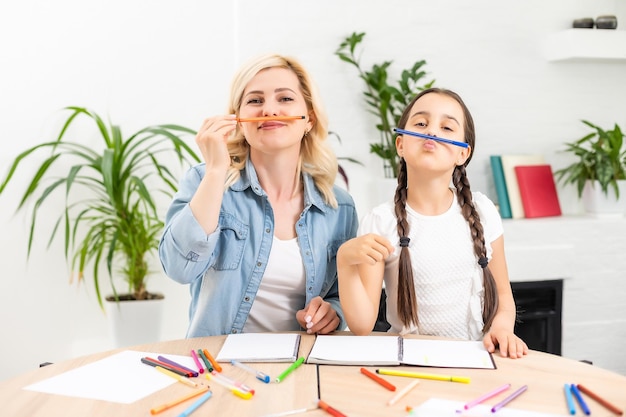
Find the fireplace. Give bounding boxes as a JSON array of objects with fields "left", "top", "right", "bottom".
[
  {"left": 374, "top": 278, "right": 564, "bottom": 357},
  {"left": 511, "top": 279, "right": 563, "bottom": 356}
]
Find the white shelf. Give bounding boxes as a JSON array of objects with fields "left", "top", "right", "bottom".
[{"left": 544, "top": 29, "right": 626, "bottom": 62}]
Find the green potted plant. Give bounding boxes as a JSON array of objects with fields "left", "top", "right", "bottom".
[
  {"left": 0, "top": 106, "right": 200, "bottom": 345},
  {"left": 554, "top": 120, "right": 626, "bottom": 215},
  {"left": 336, "top": 32, "right": 435, "bottom": 178}
]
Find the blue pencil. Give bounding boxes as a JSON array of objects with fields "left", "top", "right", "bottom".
[
  {"left": 393, "top": 128, "right": 469, "bottom": 148},
  {"left": 570, "top": 384, "right": 591, "bottom": 415},
  {"left": 176, "top": 391, "right": 212, "bottom": 417},
  {"left": 564, "top": 384, "right": 576, "bottom": 415}
]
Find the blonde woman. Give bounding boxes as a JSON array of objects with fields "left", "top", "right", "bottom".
[{"left": 160, "top": 54, "right": 357, "bottom": 337}]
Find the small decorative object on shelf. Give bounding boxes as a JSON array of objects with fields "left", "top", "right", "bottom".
[
  {"left": 572, "top": 18, "right": 594, "bottom": 29},
  {"left": 595, "top": 15, "right": 618, "bottom": 30}
]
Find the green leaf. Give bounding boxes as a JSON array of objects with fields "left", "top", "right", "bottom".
[
  {"left": 336, "top": 32, "right": 434, "bottom": 177},
  {"left": 0, "top": 106, "right": 199, "bottom": 307}
]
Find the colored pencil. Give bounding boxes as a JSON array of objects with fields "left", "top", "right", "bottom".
[
  {"left": 491, "top": 385, "right": 528, "bottom": 413},
  {"left": 236, "top": 116, "right": 305, "bottom": 122},
  {"left": 360, "top": 367, "right": 396, "bottom": 391},
  {"left": 176, "top": 391, "right": 212, "bottom": 417},
  {"left": 231, "top": 360, "right": 271, "bottom": 383},
  {"left": 564, "top": 384, "right": 576, "bottom": 415},
  {"left": 202, "top": 349, "right": 222, "bottom": 373},
  {"left": 150, "top": 387, "right": 209, "bottom": 415},
  {"left": 157, "top": 355, "right": 198, "bottom": 377},
  {"left": 577, "top": 384, "right": 623, "bottom": 415},
  {"left": 155, "top": 366, "right": 198, "bottom": 388},
  {"left": 275, "top": 357, "right": 305, "bottom": 383},
  {"left": 464, "top": 383, "right": 511, "bottom": 410},
  {"left": 141, "top": 357, "right": 192, "bottom": 377},
  {"left": 376, "top": 368, "right": 470, "bottom": 384},
  {"left": 388, "top": 380, "right": 420, "bottom": 406},
  {"left": 571, "top": 384, "right": 591, "bottom": 415},
  {"left": 318, "top": 399, "right": 347, "bottom": 417},
  {"left": 393, "top": 127, "right": 469, "bottom": 148}
]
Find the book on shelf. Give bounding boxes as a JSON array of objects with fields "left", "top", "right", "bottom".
[
  {"left": 306, "top": 335, "right": 496, "bottom": 369},
  {"left": 500, "top": 154, "right": 545, "bottom": 219},
  {"left": 514, "top": 164, "right": 562, "bottom": 218},
  {"left": 489, "top": 155, "right": 512, "bottom": 219},
  {"left": 215, "top": 333, "right": 301, "bottom": 363}
]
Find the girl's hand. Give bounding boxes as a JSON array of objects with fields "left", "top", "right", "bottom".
[
  {"left": 483, "top": 328, "right": 529, "bottom": 358},
  {"left": 337, "top": 234, "right": 395, "bottom": 266}
]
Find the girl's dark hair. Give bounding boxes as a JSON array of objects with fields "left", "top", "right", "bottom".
[{"left": 393, "top": 87, "right": 499, "bottom": 333}]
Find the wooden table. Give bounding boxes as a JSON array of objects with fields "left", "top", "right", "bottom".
[{"left": 1, "top": 333, "right": 625, "bottom": 416}]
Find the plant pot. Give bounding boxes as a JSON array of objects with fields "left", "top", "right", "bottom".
[
  {"left": 582, "top": 180, "right": 626, "bottom": 218},
  {"left": 104, "top": 293, "right": 165, "bottom": 348}
]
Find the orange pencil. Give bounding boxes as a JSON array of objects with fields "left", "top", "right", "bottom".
[
  {"left": 150, "top": 386, "right": 209, "bottom": 415},
  {"left": 202, "top": 349, "right": 222, "bottom": 373},
  {"left": 317, "top": 399, "right": 347, "bottom": 417},
  {"left": 577, "top": 384, "right": 623, "bottom": 415},
  {"left": 236, "top": 116, "right": 305, "bottom": 122},
  {"left": 360, "top": 367, "right": 396, "bottom": 391}
]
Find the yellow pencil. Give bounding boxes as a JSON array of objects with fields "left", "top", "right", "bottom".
[
  {"left": 236, "top": 116, "right": 305, "bottom": 122},
  {"left": 155, "top": 365, "right": 199, "bottom": 388},
  {"left": 150, "top": 386, "right": 209, "bottom": 414},
  {"left": 376, "top": 368, "right": 470, "bottom": 384}
]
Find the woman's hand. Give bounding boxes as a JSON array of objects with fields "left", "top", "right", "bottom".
[
  {"left": 195, "top": 115, "right": 237, "bottom": 170},
  {"left": 297, "top": 296, "right": 340, "bottom": 335}
]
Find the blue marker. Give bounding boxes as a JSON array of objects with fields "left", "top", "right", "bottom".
[
  {"left": 393, "top": 128, "right": 469, "bottom": 148},
  {"left": 231, "top": 360, "right": 271, "bottom": 383},
  {"left": 570, "top": 383, "right": 590, "bottom": 415},
  {"left": 176, "top": 391, "right": 212, "bottom": 417},
  {"left": 564, "top": 384, "right": 576, "bottom": 415}
]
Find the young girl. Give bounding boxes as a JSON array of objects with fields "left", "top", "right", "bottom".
[{"left": 337, "top": 88, "right": 527, "bottom": 358}]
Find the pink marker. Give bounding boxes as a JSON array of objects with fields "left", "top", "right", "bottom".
[
  {"left": 463, "top": 383, "right": 511, "bottom": 410},
  {"left": 190, "top": 349, "right": 204, "bottom": 374}
]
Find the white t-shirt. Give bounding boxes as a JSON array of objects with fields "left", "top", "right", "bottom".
[
  {"left": 358, "top": 190, "right": 503, "bottom": 340},
  {"left": 242, "top": 236, "right": 306, "bottom": 333}
]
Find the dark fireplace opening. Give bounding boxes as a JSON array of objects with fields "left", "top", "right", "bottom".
[{"left": 511, "top": 279, "right": 563, "bottom": 356}]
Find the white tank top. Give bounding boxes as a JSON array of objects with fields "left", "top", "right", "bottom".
[{"left": 242, "top": 236, "right": 306, "bottom": 333}]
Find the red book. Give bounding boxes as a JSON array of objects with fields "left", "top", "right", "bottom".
[{"left": 514, "top": 165, "right": 562, "bottom": 218}]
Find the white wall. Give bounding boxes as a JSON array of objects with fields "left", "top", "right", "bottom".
[{"left": 1, "top": 0, "right": 625, "bottom": 381}]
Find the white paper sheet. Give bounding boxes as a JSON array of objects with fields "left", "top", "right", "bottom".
[
  {"left": 411, "top": 398, "right": 569, "bottom": 417},
  {"left": 23, "top": 351, "right": 199, "bottom": 404}
]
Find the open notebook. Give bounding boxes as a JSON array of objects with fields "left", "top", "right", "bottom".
[
  {"left": 306, "top": 335, "right": 496, "bottom": 369},
  {"left": 215, "top": 333, "right": 301, "bottom": 362}
]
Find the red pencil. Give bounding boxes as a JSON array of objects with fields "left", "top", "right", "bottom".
[
  {"left": 360, "top": 367, "right": 396, "bottom": 391},
  {"left": 577, "top": 384, "right": 623, "bottom": 416}
]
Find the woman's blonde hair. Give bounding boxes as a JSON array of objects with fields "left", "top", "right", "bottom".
[{"left": 224, "top": 53, "right": 338, "bottom": 207}]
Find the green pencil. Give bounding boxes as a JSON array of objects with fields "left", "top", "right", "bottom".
[{"left": 275, "top": 357, "right": 305, "bottom": 383}]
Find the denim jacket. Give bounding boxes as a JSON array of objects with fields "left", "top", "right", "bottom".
[{"left": 159, "top": 158, "right": 358, "bottom": 337}]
